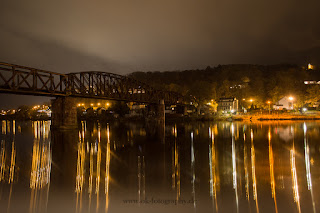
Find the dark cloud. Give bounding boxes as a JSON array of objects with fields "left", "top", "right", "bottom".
[
  {"left": 1, "top": 0, "right": 319, "bottom": 71},
  {"left": 0, "top": 27, "right": 132, "bottom": 74}
]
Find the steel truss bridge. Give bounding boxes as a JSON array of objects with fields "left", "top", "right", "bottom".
[{"left": 0, "top": 62, "right": 184, "bottom": 104}]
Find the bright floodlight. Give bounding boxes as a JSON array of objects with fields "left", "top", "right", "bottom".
[
  {"left": 303, "top": 108, "right": 307, "bottom": 112},
  {"left": 288, "top": 96, "right": 294, "bottom": 101}
]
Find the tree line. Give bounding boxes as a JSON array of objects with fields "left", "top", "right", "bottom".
[{"left": 129, "top": 64, "right": 320, "bottom": 109}]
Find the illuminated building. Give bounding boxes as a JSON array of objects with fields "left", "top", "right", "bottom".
[{"left": 217, "top": 97, "right": 238, "bottom": 113}]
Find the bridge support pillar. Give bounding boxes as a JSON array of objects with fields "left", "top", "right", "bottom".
[
  {"left": 157, "top": 99, "right": 165, "bottom": 144},
  {"left": 157, "top": 99, "right": 165, "bottom": 123},
  {"left": 51, "top": 97, "right": 78, "bottom": 129},
  {"left": 183, "top": 105, "right": 188, "bottom": 115}
]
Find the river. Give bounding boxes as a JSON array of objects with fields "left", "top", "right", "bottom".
[{"left": 0, "top": 120, "right": 319, "bottom": 213}]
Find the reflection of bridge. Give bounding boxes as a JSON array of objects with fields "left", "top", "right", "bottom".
[{"left": 0, "top": 62, "right": 186, "bottom": 129}]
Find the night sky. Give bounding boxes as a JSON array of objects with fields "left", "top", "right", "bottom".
[{"left": 1, "top": 0, "right": 320, "bottom": 108}]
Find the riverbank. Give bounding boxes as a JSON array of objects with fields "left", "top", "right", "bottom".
[
  {"left": 166, "top": 113, "right": 320, "bottom": 122},
  {"left": 2, "top": 113, "right": 320, "bottom": 123},
  {"left": 232, "top": 113, "right": 320, "bottom": 121}
]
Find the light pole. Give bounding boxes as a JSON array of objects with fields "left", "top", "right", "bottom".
[
  {"left": 249, "top": 99, "right": 254, "bottom": 110},
  {"left": 267, "top": 101, "right": 271, "bottom": 114},
  {"left": 288, "top": 96, "right": 294, "bottom": 110}
]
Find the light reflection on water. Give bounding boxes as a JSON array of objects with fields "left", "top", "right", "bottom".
[{"left": 0, "top": 120, "right": 319, "bottom": 213}]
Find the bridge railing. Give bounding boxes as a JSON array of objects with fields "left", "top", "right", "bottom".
[{"left": 0, "top": 62, "right": 68, "bottom": 96}]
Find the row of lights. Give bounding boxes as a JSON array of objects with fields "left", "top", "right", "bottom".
[
  {"left": 243, "top": 96, "right": 294, "bottom": 104},
  {"left": 77, "top": 103, "right": 110, "bottom": 107},
  {"left": 1, "top": 105, "right": 50, "bottom": 115},
  {"left": 33, "top": 105, "right": 49, "bottom": 110}
]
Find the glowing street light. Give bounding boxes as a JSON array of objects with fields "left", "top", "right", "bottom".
[
  {"left": 267, "top": 101, "right": 271, "bottom": 114},
  {"left": 288, "top": 96, "right": 294, "bottom": 110},
  {"left": 248, "top": 99, "right": 254, "bottom": 110}
]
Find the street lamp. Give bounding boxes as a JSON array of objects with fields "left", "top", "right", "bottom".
[
  {"left": 288, "top": 96, "right": 294, "bottom": 110},
  {"left": 267, "top": 101, "right": 271, "bottom": 114},
  {"left": 249, "top": 99, "right": 254, "bottom": 110}
]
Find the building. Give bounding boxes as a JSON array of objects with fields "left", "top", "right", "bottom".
[
  {"left": 273, "top": 96, "right": 294, "bottom": 110},
  {"left": 304, "top": 80, "right": 320, "bottom": 85},
  {"left": 129, "top": 104, "right": 146, "bottom": 116},
  {"left": 217, "top": 97, "right": 238, "bottom": 113},
  {"left": 308, "top": 63, "right": 314, "bottom": 70}
]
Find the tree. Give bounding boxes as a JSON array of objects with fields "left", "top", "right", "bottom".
[
  {"left": 306, "top": 85, "right": 320, "bottom": 106},
  {"left": 217, "top": 80, "right": 232, "bottom": 98},
  {"left": 188, "top": 81, "right": 216, "bottom": 103},
  {"left": 110, "top": 101, "right": 130, "bottom": 117},
  {"left": 16, "top": 105, "right": 31, "bottom": 119},
  {"left": 269, "top": 86, "right": 282, "bottom": 103}
]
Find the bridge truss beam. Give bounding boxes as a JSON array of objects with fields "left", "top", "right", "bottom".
[{"left": 0, "top": 62, "right": 184, "bottom": 105}]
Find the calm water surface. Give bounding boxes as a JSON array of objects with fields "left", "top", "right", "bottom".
[{"left": 0, "top": 120, "right": 320, "bottom": 213}]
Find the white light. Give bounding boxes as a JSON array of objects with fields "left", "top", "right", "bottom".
[
  {"left": 303, "top": 108, "right": 307, "bottom": 112},
  {"left": 231, "top": 109, "right": 235, "bottom": 113}
]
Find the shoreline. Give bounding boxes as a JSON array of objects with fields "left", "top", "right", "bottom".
[
  {"left": 231, "top": 114, "right": 320, "bottom": 121},
  {"left": 2, "top": 114, "right": 320, "bottom": 122}
]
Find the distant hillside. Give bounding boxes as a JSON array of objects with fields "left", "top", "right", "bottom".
[{"left": 129, "top": 64, "right": 320, "bottom": 107}]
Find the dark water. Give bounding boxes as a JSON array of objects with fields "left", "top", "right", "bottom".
[{"left": 0, "top": 120, "right": 320, "bottom": 213}]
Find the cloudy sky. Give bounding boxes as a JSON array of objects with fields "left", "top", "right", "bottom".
[{"left": 1, "top": 0, "right": 320, "bottom": 107}]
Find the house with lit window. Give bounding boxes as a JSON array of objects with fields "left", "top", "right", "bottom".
[
  {"left": 217, "top": 97, "right": 238, "bottom": 113},
  {"left": 273, "top": 96, "right": 294, "bottom": 110}
]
